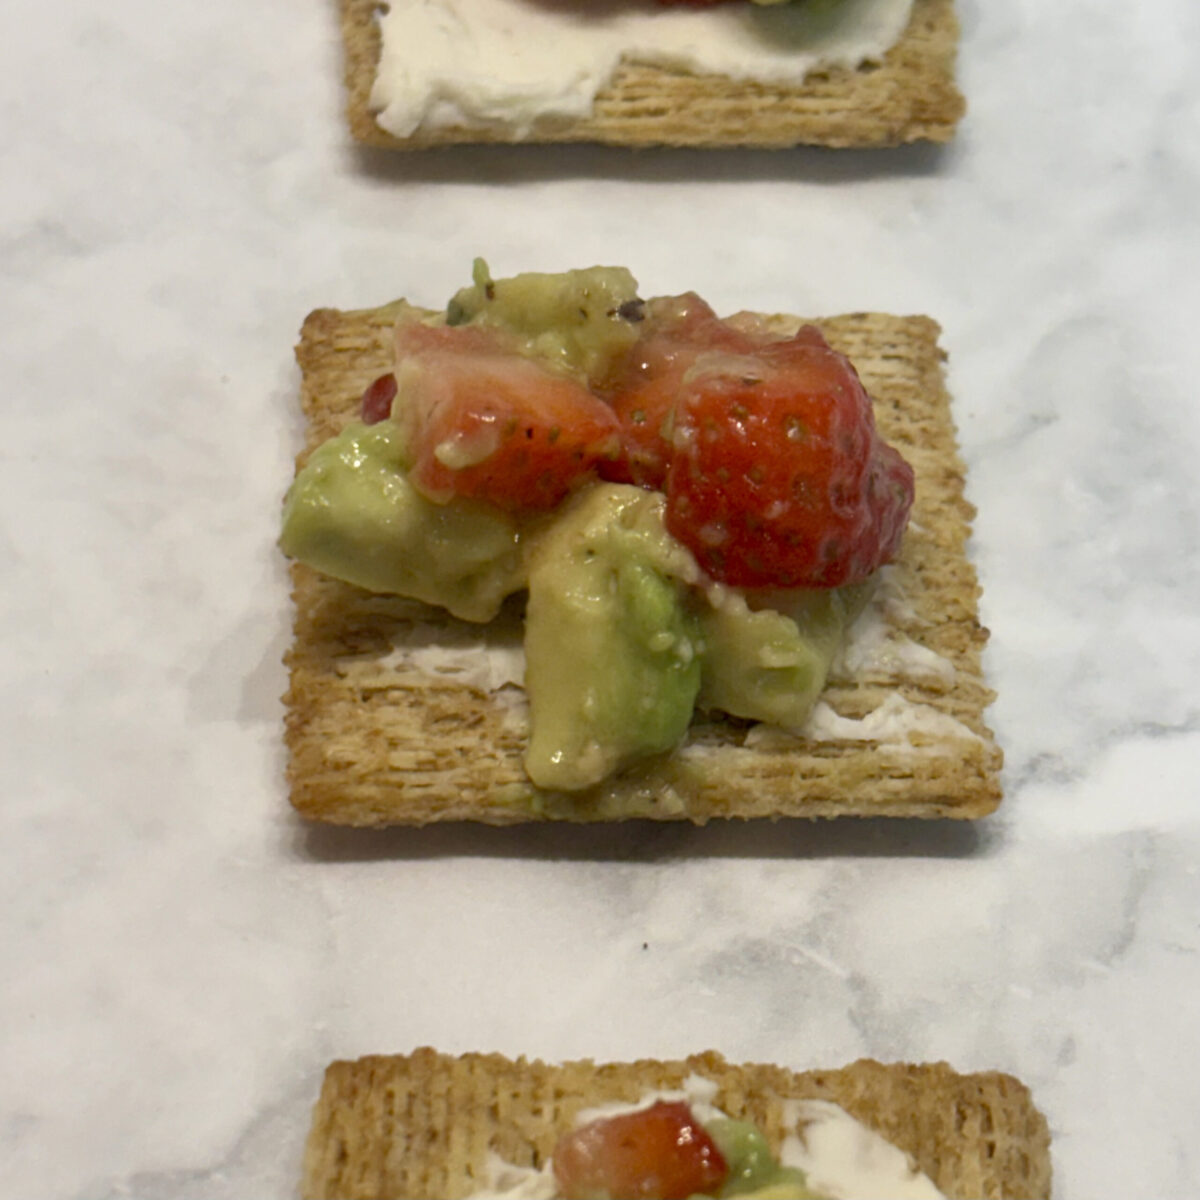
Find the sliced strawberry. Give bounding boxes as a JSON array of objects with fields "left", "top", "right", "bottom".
[
  {"left": 393, "top": 320, "right": 620, "bottom": 511},
  {"left": 552, "top": 1100, "right": 729, "bottom": 1200},
  {"left": 601, "top": 293, "right": 756, "bottom": 490},
  {"left": 663, "top": 325, "right": 914, "bottom": 588}
]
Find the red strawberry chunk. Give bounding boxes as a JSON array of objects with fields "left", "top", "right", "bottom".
[
  {"left": 602, "top": 293, "right": 756, "bottom": 490},
  {"left": 664, "top": 325, "right": 914, "bottom": 588},
  {"left": 393, "top": 320, "right": 620, "bottom": 512},
  {"left": 553, "top": 1101, "right": 729, "bottom": 1200},
  {"left": 360, "top": 373, "right": 398, "bottom": 424}
]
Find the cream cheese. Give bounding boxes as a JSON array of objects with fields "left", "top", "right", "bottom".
[
  {"left": 833, "top": 568, "right": 957, "bottom": 688},
  {"left": 371, "top": 0, "right": 915, "bottom": 138},
  {"left": 469, "top": 1154, "right": 558, "bottom": 1200},
  {"left": 799, "top": 692, "right": 982, "bottom": 746},
  {"left": 780, "top": 1099, "right": 944, "bottom": 1199},
  {"left": 388, "top": 622, "right": 527, "bottom": 693},
  {"left": 572, "top": 1073, "right": 726, "bottom": 1127}
]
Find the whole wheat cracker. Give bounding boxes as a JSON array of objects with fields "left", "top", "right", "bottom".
[
  {"left": 302, "top": 1048, "right": 1052, "bottom": 1199},
  {"left": 283, "top": 299, "right": 1001, "bottom": 826},
  {"left": 340, "top": 0, "right": 964, "bottom": 150}
]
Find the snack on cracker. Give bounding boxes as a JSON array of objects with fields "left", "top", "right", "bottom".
[
  {"left": 281, "top": 266, "right": 1000, "bottom": 825},
  {"left": 301, "top": 1049, "right": 1052, "bottom": 1199},
  {"left": 340, "top": 0, "right": 964, "bottom": 150}
]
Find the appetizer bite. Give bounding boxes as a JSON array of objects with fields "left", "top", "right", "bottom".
[
  {"left": 340, "top": 0, "right": 964, "bottom": 149},
  {"left": 280, "top": 264, "right": 1000, "bottom": 826},
  {"left": 301, "top": 1049, "right": 1052, "bottom": 1199}
]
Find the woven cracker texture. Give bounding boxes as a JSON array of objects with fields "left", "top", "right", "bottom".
[
  {"left": 339, "top": 0, "right": 964, "bottom": 149},
  {"left": 283, "top": 301, "right": 1002, "bottom": 826},
  {"left": 301, "top": 1049, "right": 1052, "bottom": 1199}
]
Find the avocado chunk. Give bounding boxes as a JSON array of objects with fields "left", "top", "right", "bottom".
[
  {"left": 279, "top": 420, "right": 524, "bottom": 623},
  {"left": 523, "top": 484, "right": 702, "bottom": 791},
  {"left": 696, "top": 583, "right": 871, "bottom": 731},
  {"left": 446, "top": 259, "right": 643, "bottom": 388},
  {"left": 706, "top": 1118, "right": 823, "bottom": 1199},
  {"left": 707, "top": 1118, "right": 782, "bottom": 1196}
]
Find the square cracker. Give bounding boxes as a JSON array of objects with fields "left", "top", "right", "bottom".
[
  {"left": 284, "top": 302, "right": 1002, "bottom": 825},
  {"left": 301, "top": 1048, "right": 1052, "bottom": 1199},
  {"left": 340, "top": 0, "right": 965, "bottom": 150}
]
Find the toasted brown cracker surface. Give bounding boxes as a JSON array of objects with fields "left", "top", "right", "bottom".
[
  {"left": 340, "top": 0, "right": 964, "bottom": 149},
  {"left": 283, "top": 301, "right": 1002, "bottom": 826},
  {"left": 301, "top": 1049, "right": 1052, "bottom": 1199}
]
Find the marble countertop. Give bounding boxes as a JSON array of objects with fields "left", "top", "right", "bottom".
[{"left": 3, "top": 1, "right": 1199, "bottom": 1196}]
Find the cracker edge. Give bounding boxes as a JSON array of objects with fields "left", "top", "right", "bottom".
[
  {"left": 283, "top": 304, "right": 1003, "bottom": 825},
  {"left": 339, "top": 0, "right": 965, "bottom": 150},
  {"left": 301, "top": 1048, "right": 1052, "bottom": 1199}
]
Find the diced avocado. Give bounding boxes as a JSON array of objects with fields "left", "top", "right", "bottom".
[
  {"left": 446, "top": 259, "right": 643, "bottom": 388},
  {"left": 707, "top": 1119, "right": 780, "bottom": 1196},
  {"left": 696, "top": 582, "right": 872, "bottom": 730},
  {"left": 705, "top": 1119, "right": 823, "bottom": 1199},
  {"left": 523, "top": 484, "right": 702, "bottom": 791},
  {"left": 279, "top": 420, "right": 524, "bottom": 623}
]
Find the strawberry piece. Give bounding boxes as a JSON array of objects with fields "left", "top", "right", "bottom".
[
  {"left": 601, "top": 293, "right": 756, "bottom": 490},
  {"left": 552, "top": 1100, "right": 729, "bottom": 1200},
  {"left": 663, "top": 325, "right": 914, "bottom": 588},
  {"left": 360, "top": 373, "right": 398, "bottom": 425},
  {"left": 393, "top": 320, "right": 620, "bottom": 512}
]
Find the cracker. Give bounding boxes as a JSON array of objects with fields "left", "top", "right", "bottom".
[
  {"left": 301, "top": 1048, "right": 1052, "bottom": 1199},
  {"left": 283, "top": 299, "right": 1001, "bottom": 825},
  {"left": 340, "top": 0, "right": 964, "bottom": 150}
]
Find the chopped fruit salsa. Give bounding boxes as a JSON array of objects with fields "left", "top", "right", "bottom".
[
  {"left": 363, "top": 283, "right": 911, "bottom": 591},
  {"left": 551, "top": 1098, "right": 820, "bottom": 1199},
  {"left": 280, "top": 263, "right": 914, "bottom": 792}
]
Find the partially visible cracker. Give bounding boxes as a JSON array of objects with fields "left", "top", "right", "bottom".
[
  {"left": 340, "top": 0, "right": 964, "bottom": 150},
  {"left": 283, "top": 301, "right": 1001, "bottom": 826},
  {"left": 301, "top": 1048, "right": 1052, "bottom": 1199}
]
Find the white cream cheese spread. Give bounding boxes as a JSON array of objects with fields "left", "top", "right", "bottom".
[
  {"left": 571, "top": 1072, "right": 726, "bottom": 1127},
  {"left": 371, "top": 0, "right": 915, "bottom": 138},
  {"left": 466, "top": 1077, "right": 944, "bottom": 1199},
  {"left": 797, "top": 692, "right": 982, "bottom": 746},
  {"left": 834, "top": 567, "right": 957, "bottom": 687},
  {"left": 780, "top": 1099, "right": 944, "bottom": 1199},
  {"left": 384, "top": 618, "right": 527, "bottom": 693},
  {"left": 470, "top": 1155, "right": 558, "bottom": 1200}
]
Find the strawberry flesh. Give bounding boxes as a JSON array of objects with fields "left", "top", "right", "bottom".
[{"left": 553, "top": 1100, "right": 729, "bottom": 1200}]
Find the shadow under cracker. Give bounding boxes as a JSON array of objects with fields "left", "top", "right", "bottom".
[
  {"left": 291, "top": 811, "right": 1001, "bottom": 864},
  {"left": 343, "top": 137, "right": 959, "bottom": 191}
]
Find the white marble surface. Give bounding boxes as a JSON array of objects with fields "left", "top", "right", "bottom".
[{"left": 3, "top": 2, "right": 1199, "bottom": 1197}]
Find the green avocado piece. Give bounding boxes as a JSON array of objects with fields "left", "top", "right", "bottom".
[
  {"left": 696, "top": 581, "right": 872, "bottom": 730},
  {"left": 703, "top": 1118, "right": 823, "bottom": 1200},
  {"left": 279, "top": 420, "right": 524, "bottom": 623},
  {"left": 446, "top": 259, "right": 643, "bottom": 388},
  {"left": 523, "top": 484, "right": 702, "bottom": 791},
  {"left": 707, "top": 1118, "right": 781, "bottom": 1196}
]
